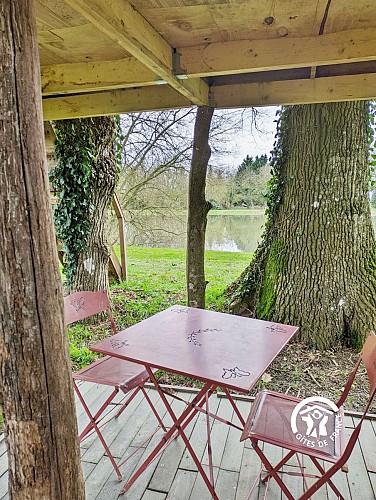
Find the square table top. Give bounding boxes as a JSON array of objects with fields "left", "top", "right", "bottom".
[{"left": 90, "top": 306, "right": 299, "bottom": 393}]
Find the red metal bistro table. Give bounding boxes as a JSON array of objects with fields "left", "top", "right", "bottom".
[{"left": 91, "top": 305, "right": 298, "bottom": 498}]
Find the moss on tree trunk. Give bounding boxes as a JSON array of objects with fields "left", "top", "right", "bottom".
[
  {"left": 53, "top": 117, "right": 118, "bottom": 292},
  {"left": 228, "top": 102, "right": 376, "bottom": 350}
]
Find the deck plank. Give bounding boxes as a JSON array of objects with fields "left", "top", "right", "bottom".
[
  {"left": 83, "top": 387, "right": 150, "bottom": 463},
  {"left": 302, "top": 456, "right": 329, "bottom": 500},
  {"left": 235, "top": 447, "right": 261, "bottom": 500},
  {"left": 345, "top": 426, "right": 375, "bottom": 499},
  {"left": 166, "top": 469, "right": 196, "bottom": 499},
  {"left": 141, "top": 491, "right": 167, "bottom": 500},
  {"left": 94, "top": 446, "right": 145, "bottom": 500},
  {"left": 189, "top": 465, "right": 220, "bottom": 500},
  {"left": 257, "top": 442, "right": 282, "bottom": 500},
  {"left": 100, "top": 395, "right": 189, "bottom": 500},
  {"left": 201, "top": 397, "right": 233, "bottom": 469},
  {"left": 0, "top": 456, "right": 7, "bottom": 480},
  {"left": 220, "top": 399, "right": 250, "bottom": 473},
  {"left": 215, "top": 469, "right": 239, "bottom": 500},
  {"left": 358, "top": 419, "right": 376, "bottom": 473},
  {"left": 0, "top": 473, "right": 8, "bottom": 500},
  {"left": 130, "top": 388, "right": 172, "bottom": 448},
  {"left": 0, "top": 388, "right": 375, "bottom": 499},
  {"left": 148, "top": 394, "right": 195, "bottom": 493},
  {"left": 180, "top": 395, "right": 221, "bottom": 472},
  {"left": 368, "top": 471, "right": 376, "bottom": 498},
  {"left": 282, "top": 451, "right": 305, "bottom": 499}
]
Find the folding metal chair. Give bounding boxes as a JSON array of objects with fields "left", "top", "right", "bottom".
[
  {"left": 65, "top": 290, "right": 166, "bottom": 481},
  {"left": 241, "top": 331, "right": 376, "bottom": 499}
]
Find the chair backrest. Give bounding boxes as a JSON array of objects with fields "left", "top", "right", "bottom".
[
  {"left": 336, "top": 331, "right": 376, "bottom": 408},
  {"left": 333, "top": 332, "right": 376, "bottom": 468},
  {"left": 361, "top": 331, "right": 376, "bottom": 400},
  {"left": 64, "top": 290, "right": 117, "bottom": 334}
]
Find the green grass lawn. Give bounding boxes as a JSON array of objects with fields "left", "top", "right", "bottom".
[{"left": 69, "top": 246, "right": 252, "bottom": 369}]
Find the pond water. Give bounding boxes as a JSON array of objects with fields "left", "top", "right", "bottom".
[{"left": 127, "top": 212, "right": 376, "bottom": 254}]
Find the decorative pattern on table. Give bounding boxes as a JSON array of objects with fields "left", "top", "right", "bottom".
[
  {"left": 266, "top": 323, "right": 287, "bottom": 333},
  {"left": 109, "top": 338, "right": 129, "bottom": 349},
  {"left": 71, "top": 296, "right": 85, "bottom": 312},
  {"left": 171, "top": 308, "right": 189, "bottom": 314},
  {"left": 222, "top": 367, "right": 251, "bottom": 379},
  {"left": 187, "top": 328, "right": 221, "bottom": 347}
]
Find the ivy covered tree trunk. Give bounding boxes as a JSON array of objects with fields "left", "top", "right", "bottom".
[
  {"left": 53, "top": 117, "right": 118, "bottom": 292},
  {"left": 228, "top": 102, "right": 376, "bottom": 350},
  {"left": 1, "top": 1, "right": 85, "bottom": 498},
  {"left": 187, "top": 106, "right": 214, "bottom": 308}
]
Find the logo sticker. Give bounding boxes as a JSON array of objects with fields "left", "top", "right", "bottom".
[{"left": 290, "top": 396, "right": 342, "bottom": 449}]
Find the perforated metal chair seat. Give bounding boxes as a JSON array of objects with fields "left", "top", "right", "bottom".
[
  {"left": 73, "top": 356, "right": 150, "bottom": 391},
  {"left": 243, "top": 390, "right": 345, "bottom": 463},
  {"left": 240, "top": 332, "right": 376, "bottom": 500}
]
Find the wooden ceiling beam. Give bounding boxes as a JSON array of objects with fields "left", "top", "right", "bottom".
[
  {"left": 212, "top": 73, "right": 376, "bottom": 108},
  {"left": 43, "top": 72, "right": 376, "bottom": 120},
  {"left": 178, "top": 28, "right": 376, "bottom": 78},
  {"left": 64, "top": 0, "right": 209, "bottom": 106},
  {"left": 42, "top": 86, "right": 192, "bottom": 120},
  {"left": 41, "top": 58, "right": 158, "bottom": 96}
]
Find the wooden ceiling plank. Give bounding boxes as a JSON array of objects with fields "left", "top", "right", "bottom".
[
  {"left": 42, "top": 86, "right": 192, "bottom": 120},
  {"left": 212, "top": 73, "right": 376, "bottom": 108},
  {"left": 64, "top": 0, "right": 209, "bottom": 105},
  {"left": 41, "top": 58, "right": 157, "bottom": 95},
  {"left": 179, "top": 28, "right": 376, "bottom": 78},
  {"left": 43, "top": 71, "right": 376, "bottom": 119}
]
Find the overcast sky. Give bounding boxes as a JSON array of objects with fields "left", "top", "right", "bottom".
[{"left": 230, "top": 106, "right": 279, "bottom": 168}]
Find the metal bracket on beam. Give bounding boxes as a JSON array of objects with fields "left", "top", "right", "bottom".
[{"left": 173, "top": 50, "right": 188, "bottom": 80}]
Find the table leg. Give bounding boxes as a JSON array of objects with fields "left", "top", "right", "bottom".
[
  {"left": 206, "top": 390, "right": 215, "bottom": 488},
  {"left": 222, "top": 386, "right": 246, "bottom": 427},
  {"left": 120, "top": 374, "right": 218, "bottom": 498}
]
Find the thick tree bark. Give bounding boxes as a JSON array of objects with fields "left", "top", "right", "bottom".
[
  {"left": 53, "top": 117, "right": 117, "bottom": 293},
  {"left": 0, "top": 2, "right": 85, "bottom": 499},
  {"left": 72, "top": 117, "right": 117, "bottom": 292},
  {"left": 229, "top": 102, "right": 376, "bottom": 350},
  {"left": 187, "top": 106, "right": 214, "bottom": 308}
]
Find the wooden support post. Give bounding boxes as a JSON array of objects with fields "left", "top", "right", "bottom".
[{"left": 0, "top": 1, "right": 85, "bottom": 498}]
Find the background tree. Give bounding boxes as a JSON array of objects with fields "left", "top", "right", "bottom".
[
  {"left": 51, "top": 116, "right": 118, "bottom": 292},
  {"left": 110, "top": 108, "right": 259, "bottom": 244},
  {"left": 187, "top": 106, "right": 215, "bottom": 308},
  {"left": 228, "top": 102, "right": 376, "bottom": 350},
  {"left": 112, "top": 110, "right": 195, "bottom": 245},
  {"left": 228, "top": 154, "right": 269, "bottom": 208}
]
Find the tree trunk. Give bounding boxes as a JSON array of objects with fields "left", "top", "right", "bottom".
[
  {"left": 72, "top": 117, "right": 117, "bottom": 292},
  {"left": 0, "top": 1, "right": 85, "bottom": 499},
  {"left": 54, "top": 117, "right": 118, "bottom": 293},
  {"left": 187, "top": 106, "right": 214, "bottom": 308},
  {"left": 228, "top": 102, "right": 376, "bottom": 350}
]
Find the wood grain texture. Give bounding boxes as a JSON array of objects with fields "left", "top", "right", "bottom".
[{"left": 0, "top": 1, "right": 84, "bottom": 498}]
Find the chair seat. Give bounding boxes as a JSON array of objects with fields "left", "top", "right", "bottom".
[
  {"left": 73, "top": 356, "right": 150, "bottom": 391},
  {"left": 241, "top": 390, "right": 345, "bottom": 463}
]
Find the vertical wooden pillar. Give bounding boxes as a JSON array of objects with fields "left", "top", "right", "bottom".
[{"left": 0, "top": 1, "right": 85, "bottom": 498}]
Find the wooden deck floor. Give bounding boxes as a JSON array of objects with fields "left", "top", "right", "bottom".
[{"left": 0, "top": 383, "right": 375, "bottom": 499}]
